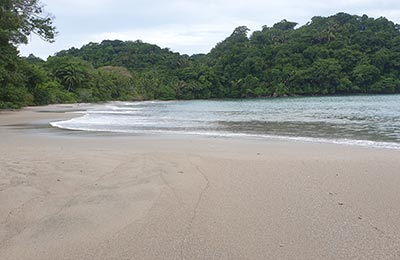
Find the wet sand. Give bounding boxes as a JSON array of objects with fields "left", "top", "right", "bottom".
[{"left": 0, "top": 105, "right": 400, "bottom": 260}]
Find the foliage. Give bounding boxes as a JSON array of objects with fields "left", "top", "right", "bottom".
[
  {"left": 0, "top": 0, "right": 56, "bottom": 44},
  {"left": 0, "top": 0, "right": 55, "bottom": 108},
  {"left": 2, "top": 12, "right": 400, "bottom": 108}
]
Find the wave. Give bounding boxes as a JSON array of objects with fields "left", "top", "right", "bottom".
[
  {"left": 49, "top": 97, "right": 400, "bottom": 150},
  {"left": 50, "top": 118, "right": 400, "bottom": 150}
]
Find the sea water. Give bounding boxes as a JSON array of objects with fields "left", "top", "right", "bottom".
[{"left": 50, "top": 95, "right": 400, "bottom": 149}]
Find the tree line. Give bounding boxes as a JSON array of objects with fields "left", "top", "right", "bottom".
[{"left": 1, "top": 1, "right": 400, "bottom": 108}]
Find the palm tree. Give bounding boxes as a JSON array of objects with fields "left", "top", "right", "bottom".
[{"left": 55, "top": 64, "right": 85, "bottom": 91}]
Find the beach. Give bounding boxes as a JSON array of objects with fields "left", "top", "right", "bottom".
[{"left": 0, "top": 105, "right": 400, "bottom": 260}]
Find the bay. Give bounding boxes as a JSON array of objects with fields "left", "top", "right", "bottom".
[{"left": 51, "top": 95, "right": 400, "bottom": 149}]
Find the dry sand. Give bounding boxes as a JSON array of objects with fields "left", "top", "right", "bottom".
[{"left": 0, "top": 105, "right": 399, "bottom": 260}]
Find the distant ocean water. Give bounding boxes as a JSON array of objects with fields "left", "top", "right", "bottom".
[{"left": 50, "top": 95, "right": 400, "bottom": 149}]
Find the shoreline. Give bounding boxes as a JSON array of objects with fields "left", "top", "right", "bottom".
[
  {"left": 9, "top": 104, "right": 398, "bottom": 151},
  {"left": 1, "top": 106, "right": 400, "bottom": 260}
]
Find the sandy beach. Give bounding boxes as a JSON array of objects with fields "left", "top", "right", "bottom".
[{"left": 0, "top": 105, "right": 399, "bottom": 260}]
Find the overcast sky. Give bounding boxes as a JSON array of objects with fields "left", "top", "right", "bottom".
[{"left": 18, "top": 0, "right": 400, "bottom": 58}]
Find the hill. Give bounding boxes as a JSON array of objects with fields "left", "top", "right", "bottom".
[{"left": 1, "top": 12, "right": 400, "bottom": 108}]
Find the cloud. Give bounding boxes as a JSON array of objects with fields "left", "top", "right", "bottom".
[
  {"left": 19, "top": 0, "right": 400, "bottom": 58},
  {"left": 91, "top": 23, "right": 237, "bottom": 54}
]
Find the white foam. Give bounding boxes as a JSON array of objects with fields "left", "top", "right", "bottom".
[
  {"left": 86, "top": 110, "right": 141, "bottom": 115},
  {"left": 50, "top": 119, "right": 400, "bottom": 150},
  {"left": 49, "top": 100, "right": 400, "bottom": 150}
]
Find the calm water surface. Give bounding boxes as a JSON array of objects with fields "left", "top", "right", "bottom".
[{"left": 51, "top": 95, "right": 400, "bottom": 149}]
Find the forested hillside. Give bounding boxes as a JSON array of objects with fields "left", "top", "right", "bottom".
[{"left": 2, "top": 10, "right": 400, "bottom": 108}]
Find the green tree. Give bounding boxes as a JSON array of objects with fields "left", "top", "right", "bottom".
[
  {"left": 352, "top": 63, "right": 381, "bottom": 92},
  {"left": 0, "top": 0, "right": 56, "bottom": 108},
  {"left": 46, "top": 56, "right": 93, "bottom": 92},
  {"left": 1, "top": 0, "right": 55, "bottom": 44}
]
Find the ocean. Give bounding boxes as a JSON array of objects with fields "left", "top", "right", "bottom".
[{"left": 50, "top": 95, "right": 400, "bottom": 149}]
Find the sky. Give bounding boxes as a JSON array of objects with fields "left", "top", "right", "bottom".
[{"left": 18, "top": 0, "right": 400, "bottom": 58}]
